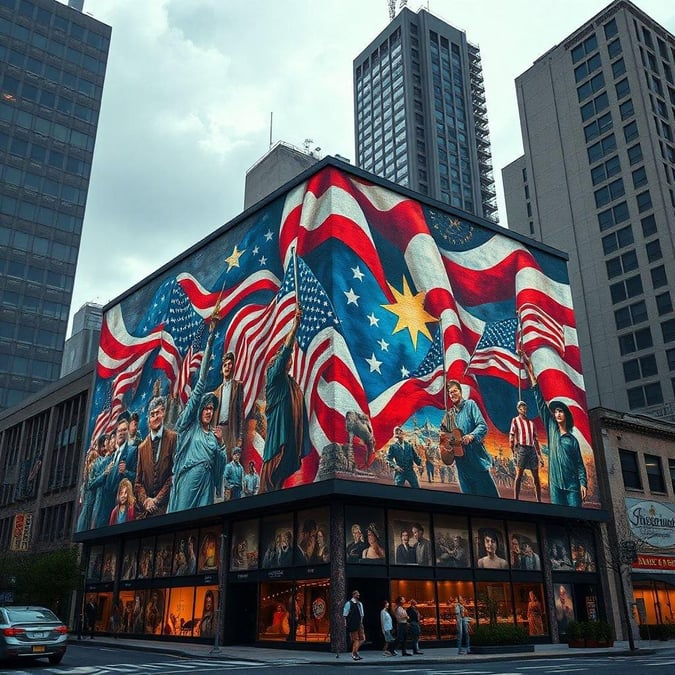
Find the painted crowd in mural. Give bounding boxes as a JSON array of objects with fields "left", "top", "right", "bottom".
[{"left": 75, "top": 165, "right": 599, "bottom": 533}]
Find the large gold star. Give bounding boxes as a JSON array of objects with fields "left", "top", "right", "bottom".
[
  {"left": 381, "top": 277, "right": 438, "bottom": 349},
  {"left": 225, "top": 244, "right": 246, "bottom": 272}
]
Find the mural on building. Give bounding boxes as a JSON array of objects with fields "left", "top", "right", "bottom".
[{"left": 75, "top": 164, "right": 599, "bottom": 532}]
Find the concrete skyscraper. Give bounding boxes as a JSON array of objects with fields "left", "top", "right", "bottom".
[
  {"left": 503, "top": 0, "right": 674, "bottom": 420},
  {"left": 0, "top": 0, "right": 110, "bottom": 410},
  {"left": 353, "top": 6, "right": 498, "bottom": 222}
]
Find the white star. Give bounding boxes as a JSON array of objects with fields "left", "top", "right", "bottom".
[
  {"left": 366, "top": 353, "right": 383, "bottom": 373},
  {"left": 259, "top": 255, "right": 267, "bottom": 266},
  {"left": 253, "top": 245, "right": 259, "bottom": 255},
  {"left": 367, "top": 312, "right": 379, "bottom": 326},
  {"left": 400, "top": 365, "right": 410, "bottom": 378},
  {"left": 352, "top": 265, "right": 365, "bottom": 281},
  {"left": 264, "top": 230, "right": 273, "bottom": 241},
  {"left": 378, "top": 338, "right": 389, "bottom": 351},
  {"left": 344, "top": 288, "right": 360, "bottom": 305}
]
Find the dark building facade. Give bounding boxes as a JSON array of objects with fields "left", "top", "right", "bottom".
[
  {"left": 0, "top": 0, "right": 110, "bottom": 410},
  {"left": 63, "top": 158, "right": 615, "bottom": 649},
  {"left": 353, "top": 7, "right": 498, "bottom": 222}
]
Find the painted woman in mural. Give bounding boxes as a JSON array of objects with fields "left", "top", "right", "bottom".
[
  {"left": 522, "top": 354, "right": 587, "bottom": 507},
  {"left": 76, "top": 435, "right": 104, "bottom": 532},
  {"left": 260, "top": 307, "right": 310, "bottom": 493},
  {"left": 167, "top": 319, "right": 226, "bottom": 513}
]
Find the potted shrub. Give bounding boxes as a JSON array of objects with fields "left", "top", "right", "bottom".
[
  {"left": 566, "top": 619, "right": 585, "bottom": 648},
  {"left": 583, "top": 620, "right": 600, "bottom": 648},
  {"left": 596, "top": 619, "right": 615, "bottom": 647},
  {"left": 471, "top": 623, "right": 532, "bottom": 654}
]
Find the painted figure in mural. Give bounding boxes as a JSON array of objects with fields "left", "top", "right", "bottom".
[
  {"left": 260, "top": 308, "right": 310, "bottom": 492},
  {"left": 522, "top": 354, "right": 587, "bottom": 507},
  {"left": 109, "top": 477, "right": 137, "bottom": 525},
  {"left": 100, "top": 411, "right": 138, "bottom": 529},
  {"left": 134, "top": 395, "right": 177, "bottom": 518},
  {"left": 297, "top": 519, "right": 318, "bottom": 563},
  {"left": 76, "top": 435, "right": 104, "bottom": 531},
  {"left": 243, "top": 461, "right": 260, "bottom": 496},
  {"left": 412, "top": 523, "right": 433, "bottom": 566},
  {"left": 386, "top": 426, "right": 422, "bottom": 488},
  {"left": 441, "top": 380, "right": 499, "bottom": 497},
  {"left": 423, "top": 438, "right": 438, "bottom": 482},
  {"left": 477, "top": 529, "right": 508, "bottom": 569},
  {"left": 128, "top": 411, "right": 142, "bottom": 447},
  {"left": 167, "top": 322, "right": 226, "bottom": 513},
  {"left": 346, "top": 523, "right": 368, "bottom": 562},
  {"left": 521, "top": 539, "right": 541, "bottom": 570},
  {"left": 213, "top": 350, "right": 244, "bottom": 460},
  {"left": 315, "top": 527, "right": 329, "bottom": 562},
  {"left": 223, "top": 447, "right": 244, "bottom": 499},
  {"left": 509, "top": 400, "right": 544, "bottom": 502}
]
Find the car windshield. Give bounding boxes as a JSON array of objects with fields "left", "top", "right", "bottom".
[{"left": 4, "top": 607, "right": 59, "bottom": 623}]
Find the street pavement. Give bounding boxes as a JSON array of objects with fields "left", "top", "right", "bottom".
[{"left": 69, "top": 636, "right": 671, "bottom": 665}]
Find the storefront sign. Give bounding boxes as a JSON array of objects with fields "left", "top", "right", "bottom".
[
  {"left": 625, "top": 499, "right": 675, "bottom": 551},
  {"left": 632, "top": 553, "right": 675, "bottom": 570},
  {"left": 10, "top": 512, "right": 33, "bottom": 551}
]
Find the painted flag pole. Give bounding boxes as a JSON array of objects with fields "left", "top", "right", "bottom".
[{"left": 517, "top": 309, "right": 524, "bottom": 402}]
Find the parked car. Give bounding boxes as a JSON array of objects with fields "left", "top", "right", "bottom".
[{"left": 0, "top": 606, "right": 67, "bottom": 665}]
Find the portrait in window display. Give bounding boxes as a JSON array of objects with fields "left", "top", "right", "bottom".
[
  {"left": 434, "top": 515, "right": 471, "bottom": 567},
  {"left": 547, "top": 525, "right": 573, "bottom": 570},
  {"left": 128, "top": 590, "right": 146, "bottom": 634},
  {"left": 194, "top": 586, "right": 218, "bottom": 638},
  {"left": 120, "top": 540, "right": 139, "bottom": 580},
  {"left": 554, "top": 583, "right": 575, "bottom": 635},
  {"left": 507, "top": 522, "right": 541, "bottom": 570},
  {"left": 345, "top": 506, "right": 386, "bottom": 563},
  {"left": 570, "top": 529, "right": 596, "bottom": 572},
  {"left": 154, "top": 534, "right": 174, "bottom": 577},
  {"left": 164, "top": 587, "right": 197, "bottom": 636},
  {"left": 198, "top": 528, "right": 221, "bottom": 572},
  {"left": 260, "top": 514, "right": 294, "bottom": 568},
  {"left": 87, "top": 545, "right": 103, "bottom": 581},
  {"left": 296, "top": 507, "right": 330, "bottom": 564},
  {"left": 137, "top": 538, "right": 155, "bottom": 579},
  {"left": 230, "top": 519, "right": 259, "bottom": 571},
  {"left": 473, "top": 520, "right": 508, "bottom": 569},
  {"left": 388, "top": 510, "right": 432, "bottom": 565},
  {"left": 144, "top": 588, "right": 165, "bottom": 635},
  {"left": 173, "top": 530, "right": 198, "bottom": 576},
  {"left": 101, "top": 549, "right": 117, "bottom": 581}
]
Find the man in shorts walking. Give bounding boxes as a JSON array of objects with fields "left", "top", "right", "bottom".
[
  {"left": 343, "top": 590, "right": 365, "bottom": 660},
  {"left": 509, "top": 401, "right": 544, "bottom": 502}
]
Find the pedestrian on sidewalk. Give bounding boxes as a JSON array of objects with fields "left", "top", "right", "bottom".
[
  {"left": 85, "top": 596, "right": 97, "bottom": 639},
  {"left": 407, "top": 598, "right": 423, "bottom": 654},
  {"left": 380, "top": 599, "right": 396, "bottom": 656},
  {"left": 393, "top": 596, "right": 411, "bottom": 656},
  {"left": 343, "top": 589, "right": 365, "bottom": 661},
  {"left": 455, "top": 595, "right": 470, "bottom": 654}
]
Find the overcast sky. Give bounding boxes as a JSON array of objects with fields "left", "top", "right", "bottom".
[{"left": 67, "top": 0, "right": 674, "bottom": 332}]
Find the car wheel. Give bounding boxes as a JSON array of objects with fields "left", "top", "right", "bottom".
[{"left": 48, "top": 653, "right": 64, "bottom": 665}]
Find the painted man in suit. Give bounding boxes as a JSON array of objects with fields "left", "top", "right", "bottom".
[
  {"left": 214, "top": 351, "right": 244, "bottom": 460},
  {"left": 135, "top": 396, "right": 177, "bottom": 518}
]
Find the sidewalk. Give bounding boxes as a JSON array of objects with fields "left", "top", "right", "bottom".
[{"left": 70, "top": 637, "right": 670, "bottom": 665}]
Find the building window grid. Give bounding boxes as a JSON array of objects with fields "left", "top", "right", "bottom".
[{"left": 619, "top": 448, "right": 642, "bottom": 489}]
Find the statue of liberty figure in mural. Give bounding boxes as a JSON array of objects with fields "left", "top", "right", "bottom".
[{"left": 167, "top": 315, "right": 226, "bottom": 512}]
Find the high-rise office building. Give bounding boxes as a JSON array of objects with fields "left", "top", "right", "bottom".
[
  {"left": 502, "top": 0, "right": 675, "bottom": 421},
  {"left": 353, "top": 7, "right": 498, "bottom": 222},
  {"left": 0, "top": 0, "right": 110, "bottom": 410}
]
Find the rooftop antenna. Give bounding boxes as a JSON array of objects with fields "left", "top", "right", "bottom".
[
  {"left": 269, "top": 112, "right": 273, "bottom": 150},
  {"left": 388, "top": 0, "right": 396, "bottom": 20}
]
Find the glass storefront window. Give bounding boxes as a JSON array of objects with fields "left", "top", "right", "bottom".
[
  {"left": 513, "top": 583, "right": 548, "bottom": 636},
  {"left": 507, "top": 522, "right": 541, "bottom": 571},
  {"left": 436, "top": 580, "right": 476, "bottom": 640},
  {"left": 475, "top": 582, "right": 514, "bottom": 626},
  {"left": 230, "top": 519, "right": 259, "bottom": 571},
  {"left": 388, "top": 510, "right": 432, "bottom": 566},
  {"left": 297, "top": 507, "right": 330, "bottom": 565},
  {"left": 390, "top": 579, "right": 439, "bottom": 641},
  {"left": 434, "top": 515, "right": 470, "bottom": 567},
  {"left": 258, "top": 580, "right": 330, "bottom": 642},
  {"left": 164, "top": 587, "right": 197, "bottom": 636},
  {"left": 345, "top": 506, "right": 386, "bottom": 564},
  {"left": 472, "top": 519, "right": 508, "bottom": 569},
  {"left": 120, "top": 539, "right": 139, "bottom": 580},
  {"left": 198, "top": 527, "right": 221, "bottom": 573},
  {"left": 154, "top": 534, "right": 174, "bottom": 578}
]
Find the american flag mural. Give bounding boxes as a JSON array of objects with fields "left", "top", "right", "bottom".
[{"left": 78, "top": 164, "right": 598, "bottom": 531}]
